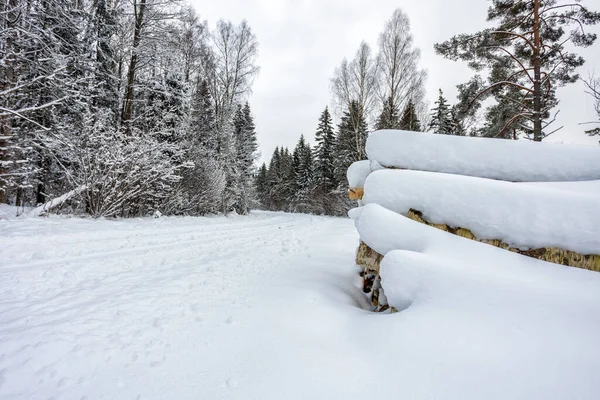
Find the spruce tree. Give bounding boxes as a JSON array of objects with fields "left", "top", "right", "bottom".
[
  {"left": 254, "top": 163, "right": 269, "bottom": 209},
  {"left": 313, "top": 107, "right": 336, "bottom": 190},
  {"left": 292, "top": 135, "right": 314, "bottom": 211},
  {"left": 375, "top": 97, "right": 400, "bottom": 130},
  {"left": 398, "top": 100, "right": 421, "bottom": 132},
  {"left": 232, "top": 102, "right": 258, "bottom": 214},
  {"left": 428, "top": 89, "right": 453, "bottom": 134},
  {"left": 335, "top": 101, "right": 368, "bottom": 186}
]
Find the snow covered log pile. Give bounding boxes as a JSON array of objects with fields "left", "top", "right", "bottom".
[{"left": 348, "top": 130, "right": 600, "bottom": 311}]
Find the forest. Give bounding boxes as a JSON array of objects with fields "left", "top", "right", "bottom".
[{"left": 1, "top": 0, "right": 599, "bottom": 217}]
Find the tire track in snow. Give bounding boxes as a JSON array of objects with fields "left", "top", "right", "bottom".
[{"left": 0, "top": 217, "right": 312, "bottom": 274}]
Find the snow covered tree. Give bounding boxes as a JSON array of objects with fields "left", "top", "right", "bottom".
[
  {"left": 0, "top": 0, "right": 262, "bottom": 217},
  {"left": 428, "top": 89, "right": 454, "bottom": 134},
  {"left": 313, "top": 107, "right": 336, "bottom": 190},
  {"left": 232, "top": 102, "right": 258, "bottom": 214},
  {"left": 291, "top": 135, "right": 314, "bottom": 212},
  {"left": 398, "top": 99, "right": 421, "bottom": 131},
  {"left": 435, "top": 0, "right": 600, "bottom": 141}
]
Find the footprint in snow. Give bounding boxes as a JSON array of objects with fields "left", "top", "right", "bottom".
[{"left": 226, "top": 378, "right": 238, "bottom": 389}]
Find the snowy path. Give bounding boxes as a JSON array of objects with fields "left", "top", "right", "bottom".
[{"left": 0, "top": 212, "right": 369, "bottom": 400}]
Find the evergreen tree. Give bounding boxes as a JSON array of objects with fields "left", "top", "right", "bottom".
[
  {"left": 398, "top": 100, "right": 421, "bottom": 131},
  {"left": 375, "top": 97, "right": 400, "bottom": 130},
  {"left": 428, "top": 89, "right": 454, "bottom": 134},
  {"left": 449, "top": 106, "right": 465, "bottom": 136},
  {"left": 254, "top": 163, "right": 269, "bottom": 208},
  {"left": 292, "top": 135, "right": 314, "bottom": 212},
  {"left": 335, "top": 101, "right": 368, "bottom": 186},
  {"left": 435, "top": 0, "right": 600, "bottom": 141},
  {"left": 190, "top": 79, "right": 217, "bottom": 151},
  {"left": 231, "top": 102, "right": 258, "bottom": 214},
  {"left": 313, "top": 107, "right": 336, "bottom": 190}
]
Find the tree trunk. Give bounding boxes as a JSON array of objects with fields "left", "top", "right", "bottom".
[
  {"left": 532, "top": 0, "right": 543, "bottom": 141},
  {"left": 0, "top": 0, "right": 20, "bottom": 203},
  {"left": 121, "top": 0, "right": 146, "bottom": 130}
]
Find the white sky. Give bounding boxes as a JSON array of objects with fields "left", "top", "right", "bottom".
[{"left": 190, "top": 0, "right": 600, "bottom": 163}]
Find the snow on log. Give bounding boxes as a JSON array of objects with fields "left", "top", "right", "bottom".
[
  {"left": 366, "top": 130, "right": 600, "bottom": 182},
  {"left": 347, "top": 160, "right": 371, "bottom": 189},
  {"left": 363, "top": 169, "right": 600, "bottom": 257},
  {"left": 355, "top": 200, "right": 600, "bottom": 272},
  {"left": 27, "top": 185, "right": 87, "bottom": 217}
]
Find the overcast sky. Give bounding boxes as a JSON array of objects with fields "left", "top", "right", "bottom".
[{"left": 191, "top": 0, "right": 600, "bottom": 163}]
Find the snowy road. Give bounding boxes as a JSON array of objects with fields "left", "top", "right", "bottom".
[{"left": 0, "top": 212, "right": 367, "bottom": 399}]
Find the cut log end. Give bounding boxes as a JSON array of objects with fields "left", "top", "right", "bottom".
[{"left": 348, "top": 187, "right": 364, "bottom": 200}]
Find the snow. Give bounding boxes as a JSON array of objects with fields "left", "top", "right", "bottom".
[
  {"left": 355, "top": 203, "right": 600, "bottom": 399},
  {"left": 2, "top": 210, "right": 600, "bottom": 399},
  {"left": 366, "top": 130, "right": 600, "bottom": 182},
  {"left": 346, "top": 160, "right": 371, "bottom": 188},
  {"left": 362, "top": 169, "right": 600, "bottom": 254},
  {"left": 27, "top": 185, "right": 87, "bottom": 217},
  {"left": 524, "top": 180, "right": 600, "bottom": 196}
]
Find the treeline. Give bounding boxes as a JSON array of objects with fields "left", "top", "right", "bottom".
[
  {"left": 254, "top": 107, "right": 352, "bottom": 216},
  {"left": 1, "top": 0, "right": 259, "bottom": 217}
]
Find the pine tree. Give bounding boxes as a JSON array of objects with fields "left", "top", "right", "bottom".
[
  {"left": 435, "top": 0, "right": 600, "bottom": 141},
  {"left": 313, "top": 107, "right": 336, "bottom": 190},
  {"left": 375, "top": 97, "right": 400, "bottom": 130},
  {"left": 398, "top": 100, "right": 421, "bottom": 131},
  {"left": 428, "top": 89, "right": 453, "bottom": 134}
]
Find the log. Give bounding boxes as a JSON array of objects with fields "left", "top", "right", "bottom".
[
  {"left": 27, "top": 185, "right": 87, "bottom": 217},
  {"left": 348, "top": 187, "right": 364, "bottom": 200},
  {"left": 407, "top": 209, "right": 600, "bottom": 272}
]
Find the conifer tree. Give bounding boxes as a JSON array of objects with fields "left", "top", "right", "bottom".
[
  {"left": 335, "top": 101, "right": 368, "bottom": 186},
  {"left": 398, "top": 100, "right": 421, "bottom": 131},
  {"left": 435, "top": 0, "right": 600, "bottom": 141},
  {"left": 428, "top": 89, "right": 454, "bottom": 134},
  {"left": 232, "top": 102, "right": 258, "bottom": 214},
  {"left": 292, "top": 135, "right": 314, "bottom": 211},
  {"left": 313, "top": 107, "right": 336, "bottom": 190},
  {"left": 375, "top": 97, "right": 400, "bottom": 130},
  {"left": 254, "top": 163, "right": 269, "bottom": 208}
]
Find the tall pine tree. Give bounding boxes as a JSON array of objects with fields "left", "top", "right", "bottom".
[{"left": 313, "top": 107, "right": 336, "bottom": 190}]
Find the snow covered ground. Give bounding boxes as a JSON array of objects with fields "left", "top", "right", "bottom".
[{"left": 2, "top": 211, "right": 600, "bottom": 399}]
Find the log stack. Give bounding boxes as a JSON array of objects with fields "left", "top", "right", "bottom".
[{"left": 347, "top": 130, "right": 600, "bottom": 311}]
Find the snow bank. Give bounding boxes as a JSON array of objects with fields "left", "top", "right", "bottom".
[
  {"left": 366, "top": 130, "right": 600, "bottom": 182},
  {"left": 362, "top": 169, "right": 600, "bottom": 255},
  {"left": 378, "top": 248, "right": 600, "bottom": 400},
  {"left": 346, "top": 160, "right": 371, "bottom": 188}
]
